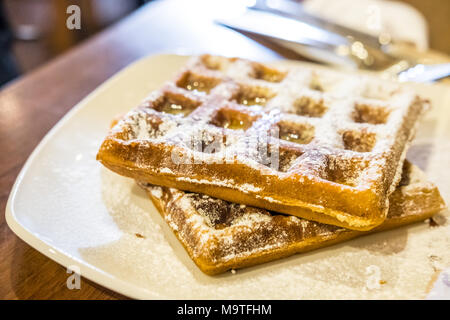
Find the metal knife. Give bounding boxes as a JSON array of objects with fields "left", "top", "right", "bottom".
[
  {"left": 250, "top": 0, "right": 388, "bottom": 49},
  {"left": 215, "top": 8, "right": 397, "bottom": 70},
  {"left": 397, "top": 63, "right": 450, "bottom": 82},
  {"left": 215, "top": 7, "right": 450, "bottom": 82}
]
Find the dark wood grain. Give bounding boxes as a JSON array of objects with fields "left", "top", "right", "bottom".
[{"left": 0, "top": 0, "right": 303, "bottom": 299}]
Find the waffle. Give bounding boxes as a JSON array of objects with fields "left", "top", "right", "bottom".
[
  {"left": 139, "top": 162, "right": 445, "bottom": 275},
  {"left": 97, "top": 55, "right": 428, "bottom": 230}
]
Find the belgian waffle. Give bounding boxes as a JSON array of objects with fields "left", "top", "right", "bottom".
[
  {"left": 97, "top": 55, "right": 428, "bottom": 230},
  {"left": 139, "top": 162, "right": 445, "bottom": 275}
]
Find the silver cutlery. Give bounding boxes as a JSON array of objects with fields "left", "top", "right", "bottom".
[{"left": 215, "top": 0, "right": 449, "bottom": 82}]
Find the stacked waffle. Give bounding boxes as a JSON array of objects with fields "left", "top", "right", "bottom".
[{"left": 97, "top": 55, "right": 446, "bottom": 275}]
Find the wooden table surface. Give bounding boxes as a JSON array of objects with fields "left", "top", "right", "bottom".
[{"left": 0, "top": 0, "right": 303, "bottom": 299}]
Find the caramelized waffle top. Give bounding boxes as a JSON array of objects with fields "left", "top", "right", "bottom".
[
  {"left": 97, "top": 55, "right": 428, "bottom": 230},
  {"left": 139, "top": 162, "right": 446, "bottom": 275}
]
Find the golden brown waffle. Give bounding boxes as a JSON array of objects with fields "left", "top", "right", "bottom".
[
  {"left": 97, "top": 55, "right": 428, "bottom": 230},
  {"left": 139, "top": 162, "right": 445, "bottom": 275}
]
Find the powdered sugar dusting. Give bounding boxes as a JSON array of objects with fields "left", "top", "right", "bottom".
[
  {"left": 99, "top": 54, "right": 427, "bottom": 228},
  {"left": 81, "top": 167, "right": 449, "bottom": 299},
  {"left": 175, "top": 176, "right": 260, "bottom": 194}
]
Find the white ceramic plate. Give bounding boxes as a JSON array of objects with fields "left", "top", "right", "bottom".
[{"left": 6, "top": 55, "right": 450, "bottom": 299}]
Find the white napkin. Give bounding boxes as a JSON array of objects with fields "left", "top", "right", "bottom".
[{"left": 303, "top": 0, "right": 429, "bottom": 50}]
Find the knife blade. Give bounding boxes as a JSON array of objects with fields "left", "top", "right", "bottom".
[
  {"left": 215, "top": 8, "right": 396, "bottom": 69},
  {"left": 397, "top": 63, "right": 450, "bottom": 82},
  {"left": 216, "top": 8, "right": 348, "bottom": 49},
  {"left": 250, "top": 0, "right": 387, "bottom": 49}
]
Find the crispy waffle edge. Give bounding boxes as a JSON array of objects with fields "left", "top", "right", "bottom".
[
  {"left": 97, "top": 55, "right": 429, "bottom": 230},
  {"left": 139, "top": 161, "right": 445, "bottom": 275}
]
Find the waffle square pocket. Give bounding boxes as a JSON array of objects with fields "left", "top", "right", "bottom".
[{"left": 97, "top": 55, "right": 428, "bottom": 230}]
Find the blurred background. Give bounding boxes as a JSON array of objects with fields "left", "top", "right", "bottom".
[{"left": 0, "top": 0, "right": 449, "bottom": 87}]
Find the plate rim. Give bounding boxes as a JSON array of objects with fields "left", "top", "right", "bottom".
[{"left": 4, "top": 54, "right": 193, "bottom": 300}]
